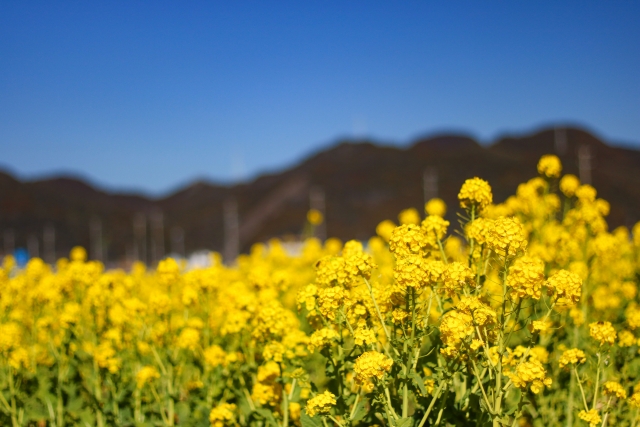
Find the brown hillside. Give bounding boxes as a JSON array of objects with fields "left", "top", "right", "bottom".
[{"left": 0, "top": 126, "right": 638, "bottom": 264}]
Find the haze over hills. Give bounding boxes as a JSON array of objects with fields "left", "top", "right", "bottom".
[{"left": 1, "top": 126, "right": 639, "bottom": 265}]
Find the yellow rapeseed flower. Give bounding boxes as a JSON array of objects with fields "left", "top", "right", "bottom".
[
  {"left": 305, "top": 390, "right": 336, "bottom": 417},
  {"left": 560, "top": 174, "right": 580, "bottom": 197},
  {"left": 209, "top": 402, "right": 237, "bottom": 427},
  {"left": 558, "top": 349, "right": 586, "bottom": 369},
  {"left": 425, "top": 198, "right": 447, "bottom": 217},
  {"left": 589, "top": 321, "right": 617, "bottom": 345},
  {"left": 537, "top": 154, "right": 562, "bottom": 178},
  {"left": 135, "top": 366, "right": 160, "bottom": 389},
  {"left": 578, "top": 409, "right": 601, "bottom": 427},
  {"left": 486, "top": 217, "right": 527, "bottom": 258},
  {"left": 458, "top": 177, "right": 493, "bottom": 212}
]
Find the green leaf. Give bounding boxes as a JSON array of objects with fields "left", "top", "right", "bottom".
[
  {"left": 176, "top": 401, "right": 191, "bottom": 422},
  {"left": 255, "top": 408, "right": 280, "bottom": 427},
  {"left": 396, "top": 417, "right": 414, "bottom": 427},
  {"left": 350, "top": 399, "right": 366, "bottom": 422},
  {"left": 325, "top": 362, "right": 335, "bottom": 375},
  {"left": 67, "top": 396, "right": 84, "bottom": 413},
  {"left": 409, "top": 372, "right": 428, "bottom": 396},
  {"left": 301, "top": 410, "right": 323, "bottom": 427},
  {"left": 496, "top": 415, "right": 512, "bottom": 426}
]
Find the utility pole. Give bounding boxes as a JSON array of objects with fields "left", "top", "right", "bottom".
[
  {"left": 170, "top": 226, "right": 185, "bottom": 258},
  {"left": 90, "top": 217, "right": 103, "bottom": 262},
  {"left": 578, "top": 144, "right": 592, "bottom": 185},
  {"left": 43, "top": 224, "right": 56, "bottom": 264},
  {"left": 151, "top": 211, "right": 165, "bottom": 264},
  {"left": 223, "top": 199, "right": 239, "bottom": 264},
  {"left": 28, "top": 234, "right": 39, "bottom": 259},
  {"left": 554, "top": 127, "right": 567, "bottom": 155},
  {"left": 133, "top": 213, "right": 147, "bottom": 264},
  {"left": 423, "top": 167, "right": 438, "bottom": 204},
  {"left": 3, "top": 229, "right": 15, "bottom": 256},
  {"left": 309, "top": 187, "right": 327, "bottom": 241}
]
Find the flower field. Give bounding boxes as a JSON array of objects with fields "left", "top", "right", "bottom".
[{"left": 1, "top": 155, "right": 640, "bottom": 427}]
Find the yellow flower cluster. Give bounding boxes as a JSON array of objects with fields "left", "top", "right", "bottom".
[
  {"left": 1, "top": 153, "right": 640, "bottom": 426},
  {"left": 439, "top": 310, "right": 473, "bottom": 356},
  {"left": 399, "top": 208, "right": 421, "bottom": 225},
  {"left": 458, "top": 177, "right": 493, "bottom": 211},
  {"left": 618, "top": 330, "right": 636, "bottom": 347},
  {"left": 545, "top": 269, "right": 582, "bottom": 305},
  {"left": 305, "top": 391, "right": 336, "bottom": 417},
  {"left": 578, "top": 409, "right": 601, "bottom": 427},
  {"left": 376, "top": 220, "right": 396, "bottom": 241},
  {"left": 308, "top": 327, "right": 339, "bottom": 352},
  {"left": 486, "top": 216, "right": 527, "bottom": 258},
  {"left": 354, "top": 351, "right": 393, "bottom": 389},
  {"left": 441, "top": 262, "right": 475, "bottom": 297},
  {"left": 537, "top": 154, "right": 562, "bottom": 178},
  {"left": 603, "top": 381, "right": 626, "bottom": 399},
  {"left": 252, "top": 361, "right": 282, "bottom": 406},
  {"left": 135, "top": 366, "right": 160, "bottom": 389},
  {"left": 456, "top": 296, "right": 496, "bottom": 327},
  {"left": 466, "top": 218, "right": 494, "bottom": 246},
  {"left": 507, "top": 359, "right": 552, "bottom": 394},
  {"left": 394, "top": 254, "right": 429, "bottom": 291},
  {"left": 589, "top": 321, "right": 617, "bottom": 345},
  {"left": 353, "top": 326, "right": 377, "bottom": 347},
  {"left": 425, "top": 198, "right": 447, "bottom": 217},
  {"left": 507, "top": 255, "right": 545, "bottom": 299},
  {"left": 209, "top": 403, "right": 237, "bottom": 427},
  {"left": 558, "top": 348, "right": 587, "bottom": 369},
  {"left": 421, "top": 215, "right": 449, "bottom": 246},
  {"left": 307, "top": 209, "right": 324, "bottom": 225},
  {"left": 560, "top": 174, "right": 580, "bottom": 197},
  {"left": 389, "top": 224, "right": 427, "bottom": 257}
]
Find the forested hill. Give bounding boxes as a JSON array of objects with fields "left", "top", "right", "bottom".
[{"left": 1, "top": 126, "right": 639, "bottom": 264}]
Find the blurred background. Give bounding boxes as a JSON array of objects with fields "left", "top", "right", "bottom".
[{"left": 1, "top": 1, "right": 639, "bottom": 267}]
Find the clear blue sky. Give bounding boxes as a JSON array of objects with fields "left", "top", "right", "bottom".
[{"left": 1, "top": 1, "right": 638, "bottom": 195}]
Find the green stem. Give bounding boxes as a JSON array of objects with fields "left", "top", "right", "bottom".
[
  {"left": 417, "top": 382, "right": 445, "bottom": 427},
  {"left": 600, "top": 397, "right": 612, "bottom": 427},
  {"left": 57, "top": 360, "right": 65, "bottom": 427},
  {"left": 134, "top": 388, "right": 142, "bottom": 423},
  {"left": 566, "top": 365, "right": 576, "bottom": 427},
  {"left": 363, "top": 278, "right": 397, "bottom": 357},
  {"left": 383, "top": 386, "right": 398, "bottom": 420},
  {"left": 573, "top": 366, "right": 589, "bottom": 411},
  {"left": 467, "top": 205, "right": 476, "bottom": 268},
  {"left": 592, "top": 353, "right": 602, "bottom": 411},
  {"left": 327, "top": 415, "right": 342, "bottom": 426},
  {"left": 471, "top": 359, "right": 494, "bottom": 414},
  {"left": 434, "top": 389, "right": 448, "bottom": 425},
  {"left": 150, "top": 384, "right": 170, "bottom": 426},
  {"left": 8, "top": 368, "right": 19, "bottom": 427},
  {"left": 349, "top": 394, "right": 361, "bottom": 420},
  {"left": 437, "top": 238, "right": 448, "bottom": 264},
  {"left": 339, "top": 308, "right": 355, "bottom": 337},
  {"left": 282, "top": 388, "right": 290, "bottom": 427}
]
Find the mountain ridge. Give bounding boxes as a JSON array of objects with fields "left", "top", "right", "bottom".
[{"left": 1, "top": 126, "right": 639, "bottom": 264}]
